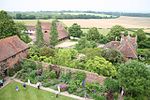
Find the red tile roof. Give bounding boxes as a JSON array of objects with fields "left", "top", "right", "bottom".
[
  {"left": 104, "top": 35, "right": 137, "bottom": 59},
  {"left": 57, "top": 22, "right": 69, "bottom": 40},
  {"left": 26, "top": 22, "right": 69, "bottom": 42},
  {"left": 0, "top": 36, "right": 29, "bottom": 62}
]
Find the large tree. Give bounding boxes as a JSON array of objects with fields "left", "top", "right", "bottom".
[
  {"left": 15, "top": 22, "right": 32, "bottom": 43},
  {"left": 85, "top": 56, "right": 117, "bottom": 77},
  {"left": 118, "top": 60, "right": 150, "bottom": 98},
  {"left": 50, "top": 20, "right": 58, "bottom": 46},
  {"left": 75, "top": 37, "right": 97, "bottom": 51},
  {"left": 68, "top": 23, "right": 83, "bottom": 38},
  {"left": 101, "top": 49, "right": 125, "bottom": 64},
  {"left": 106, "top": 25, "right": 126, "bottom": 41},
  {"left": 136, "top": 29, "right": 147, "bottom": 43},
  {"left": 86, "top": 27, "right": 100, "bottom": 42},
  {"left": 35, "top": 20, "right": 44, "bottom": 46},
  {"left": 0, "top": 10, "right": 18, "bottom": 39}
]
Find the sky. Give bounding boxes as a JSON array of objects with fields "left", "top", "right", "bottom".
[{"left": 0, "top": 0, "right": 150, "bottom": 13}]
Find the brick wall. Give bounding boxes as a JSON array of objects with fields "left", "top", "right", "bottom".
[{"left": 40, "top": 62, "right": 106, "bottom": 84}]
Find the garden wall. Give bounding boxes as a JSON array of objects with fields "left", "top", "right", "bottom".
[{"left": 41, "top": 62, "right": 106, "bottom": 84}]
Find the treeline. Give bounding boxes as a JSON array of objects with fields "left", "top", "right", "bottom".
[
  {"left": 99, "top": 12, "right": 150, "bottom": 17},
  {"left": 8, "top": 11, "right": 118, "bottom": 19}
]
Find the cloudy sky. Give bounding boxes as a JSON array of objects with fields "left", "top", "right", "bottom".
[{"left": 0, "top": 0, "right": 150, "bottom": 13}]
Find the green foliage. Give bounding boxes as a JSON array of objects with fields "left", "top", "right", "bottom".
[
  {"left": 68, "top": 23, "right": 83, "bottom": 38},
  {"left": 138, "top": 49, "right": 150, "bottom": 64},
  {"left": 86, "top": 83, "right": 105, "bottom": 93},
  {"left": 86, "top": 27, "right": 100, "bottom": 42},
  {"left": 136, "top": 29, "right": 147, "bottom": 43},
  {"left": 39, "top": 46, "right": 55, "bottom": 57},
  {"left": 106, "top": 25, "right": 126, "bottom": 41},
  {"left": 85, "top": 56, "right": 117, "bottom": 77},
  {"left": 54, "top": 49, "right": 78, "bottom": 67},
  {"left": 21, "top": 60, "right": 36, "bottom": 70},
  {"left": 138, "top": 38, "right": 150, "bottom": 49},
  {"left": 101, "top": 49, "right": 125, "bottom": 64},
  {"left": 15, "top": 22, "right": 32, "bottom": 43},
  {"left": 75, "top": 37, "right": 97, "bottom": 51},
  {"left": 118, "top": 60, "right": 150, "bottom": 97},
  {"left": 49, "top": 71, "right": 57, "bottom": 79},
  {"left": 0, "top": 10, "right": 18, "bottom": 39},
  {"left": 50, "top": 20, "right": 58, "bottom": 46},
  {"left": 35, "top": 20, "right": 44, "bottom": 46},
  {"left": 80, "top": 48, "right": 102, "bottom": 60},
  {"left": 68, "top": 80, "right": 78, "bottom": 94},
  {"left": 60, "top": 72, "right": 72, "bottom": 83},
  {"left": 72, "top": 71, "right": 86, "bottom": 81},
  {"left": 104, "top": 78, "right": 119, "bottom": 92}
]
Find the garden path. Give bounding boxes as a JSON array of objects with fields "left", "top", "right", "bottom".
[{"left": 13, "top": 78, "right": 92, "bottom": 100}]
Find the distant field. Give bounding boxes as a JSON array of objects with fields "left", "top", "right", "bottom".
[
  {"left": 60, "top": 16, "right": 150, "bottom": 28},
  {"left": 15, "top": 16, "right": 150, "bottom": 29},
  {"left": 63, "top": 12, "right": 114, "bottom": 17}
]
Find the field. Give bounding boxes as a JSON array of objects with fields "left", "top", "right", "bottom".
[
  {"left": 15, "top": 16, "right": 150, "bottom": 29},
  {"left": 0, "top": 82, "right": 74, "bottom": 100},
  {"left": 60, "top": 16, "right": 150, "bottom": 28}
]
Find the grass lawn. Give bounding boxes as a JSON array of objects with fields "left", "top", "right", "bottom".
[
  {"left": 82, "top": 28, "right": 110, "bottom": 35},
  {"left": 0, "top": 82, "right": 74, "bottom": 100}
]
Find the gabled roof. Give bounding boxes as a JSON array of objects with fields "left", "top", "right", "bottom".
[
  {"left": 103, "top": 41, "right": 120, "bottom": 49},
  {"left": 104, "top": 35, "right": 137, "bottom": 59},
  {"left": 26, "top": 22, "right": 69, "bottom": 42},
  {"left": 0, "top": 36, "right": 29, "bottom": 62},
  {"left": 57, "top": 22, "right": 69, "bottom": 40}
]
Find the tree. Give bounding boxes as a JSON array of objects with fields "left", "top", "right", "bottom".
[
  {"left": 85, "top": 56, "right": 117, "bottom": 77},
  {"left": 16, "top": 13, "right": 22, "bottom": 19},
  {"left": 15, "top": 22, "right": 32, "bottom": 43},
  {"left": 0, "top": 10, "right": 18, "bottom": 39},
  {"left": 104, "top": 78, "right": 119, "bottom": 100},
  {"left": 35, "top": 20, "right": 44, "bottom": 46},
  {"left": 80, "top": 48, "right": 102, "bottom": 60},
  {"left": 75, "top": 37, "right": 97, "bottom": 50},
  {"left": 54, "top": 49, "right": 78, "bottom": 67},
  {"left": 118, "top": 60, "right": 150, "bottom": 98},
  {"left": 101, "top": 49, "right": 125, "bottom": 64},
  {"left": 68, "top": 23, "right": 83, "bottom": 38},
  {"left": 86, "top": 27, "right": 100, "bottom": 42},
  {"left": 50, "top": 20, "right": 58, "bottom": 46},
  {"left": 106, "top": 25, "right": 126, "bottom": 41},
  {"left": 136, "top": 29, "right": 147, "bottom": 43}
]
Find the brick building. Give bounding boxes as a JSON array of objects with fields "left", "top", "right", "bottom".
[
  {"left": 27, "top": 22, "right": 69, "bottom": 44},
  {"left": 0, "top": 36, "right": 29, "bottom": 76},
  {"left": 104, "top": 35, "right": 137, "bottom": 60}
]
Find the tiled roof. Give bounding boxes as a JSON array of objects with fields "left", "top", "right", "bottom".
[
  {"left": 26, "top": 22, "right": 69, "bottom": 42},
  {"left": 0, "top": 36, "right": 29, "bottom": 62},
  {"left": 104, "top": 41, "right": 120, "bottom": 49},
  {"left": 57, "top": 22, "right": 69, "bottom": 40},
  {"left": 104, "top": 35, "right": 137, "bottom": 59}
]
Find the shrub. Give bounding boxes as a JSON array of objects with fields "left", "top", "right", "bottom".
[
  {"left": 68, "top": 80, "right": 78, "bottom": 94},
  {"left": 7, "top": 68, "right": 15, "bottom": 77},
  {"left": 73, "top": 71, "right": 86, "bottom": 81},
  {"left": 60, "top": 72, "right": 72, "bottom": 83},
  {"left": 49, "top": 71, "right": 57, "bottom": 79}
]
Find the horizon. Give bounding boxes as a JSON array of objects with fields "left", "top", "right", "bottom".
[{"left": 0, "top": 0, "right": 150, "bottom": 13}]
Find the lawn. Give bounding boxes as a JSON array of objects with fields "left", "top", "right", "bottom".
[
  {"left": 0, "top": 82, "right": 74, "bottom": 100},
  {"left": 82, "top": 28, "right": 110, "bottom": 35}
]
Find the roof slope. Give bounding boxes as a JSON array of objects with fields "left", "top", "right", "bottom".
[{"left": 0, "top": 36, "right": 29, "bottom": 62}]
